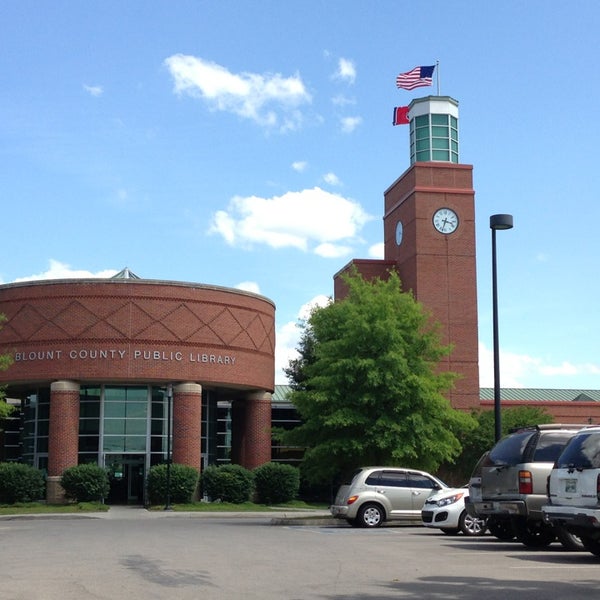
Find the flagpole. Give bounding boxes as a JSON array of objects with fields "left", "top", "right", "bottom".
[{"left": 436, "top": 60, "right": 440, "bottom": 95}]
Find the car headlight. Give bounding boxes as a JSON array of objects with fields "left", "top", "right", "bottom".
[{"left": 435, "top": 492, "right": 464, "bottom": 507}]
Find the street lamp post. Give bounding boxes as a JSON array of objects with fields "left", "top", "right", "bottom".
[
  {"left": 490, "top": 214, "right": 514, "bottom": 443},
  {"left": 164, "top": 383, "right": 173, "bottom": 511}
]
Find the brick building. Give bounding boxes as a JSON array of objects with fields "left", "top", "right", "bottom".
[
  {"left": 0, "top": 270, "right": 276, "bottom": 503},
  {"left": 334, "top": 95, "right": 600, "bottom": 422}
]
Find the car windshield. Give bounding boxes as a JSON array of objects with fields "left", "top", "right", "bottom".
[
  {"left": 556, "top": 433, "right": 600, "bottom": 469},
  {"left": 485, "top": 431, "right": 535, "bottom": 466}
]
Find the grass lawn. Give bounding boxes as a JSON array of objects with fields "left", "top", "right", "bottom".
[{"left": 0, "top": 502, "right": 109, "bottom": 515}]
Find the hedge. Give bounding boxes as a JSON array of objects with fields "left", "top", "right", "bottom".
[
  {"left": 0, "top": 462, "right": 45, "bottom": 504},
  {"left": 200, "top": 464, "right": 254, "bottom": 503},
  {"left": 253, "top": 462, "right": 300, "bottom": 504},
  {"left": 60, "top": 464, "right": 110, "bottom": 502},
  {"left": 147, "top": 463, "right": 199, "bottom": 505}
]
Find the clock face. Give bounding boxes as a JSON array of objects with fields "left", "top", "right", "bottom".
[
  {"left": 433, "top": 208, "right": 459, "bottom": 234},
  {"left": 395, "top": 221, "right": 403, "bottom": 245}
]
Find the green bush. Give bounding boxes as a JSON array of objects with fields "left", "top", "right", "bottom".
[
  {"left": 0, "top": 462, "right": 45, "bottom": 504},
  {"left": 147, "top": 463, "right": 199, "bottom": 505},
  {"left": 253, "top": 462, "right": 300, "bottom": 504},
  {"left": 200, "top": 464, "right": 254, "bottom": 503},
  {"left": 60, "top": 464, "right": 110, "bottom": 502}
]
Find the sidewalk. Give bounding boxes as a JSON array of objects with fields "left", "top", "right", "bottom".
[
  {"left": 0, "top": 504, "right": 338, "bottom": 526},
  {"left": 104, "top": 505, "right": 335, "bottom": 524}
]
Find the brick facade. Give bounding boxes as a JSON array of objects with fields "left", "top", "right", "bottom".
[
  {"left": 0, "top": 279, "right": 275, "bottom": 389},
  {"left": 0, "top": 278, "right": 276, "bottom": 502},
  {"left": 334, "top": 162, "right": 480, "bottom": 412},
  {"left": 231, "top": 392, "right": 272, "bottom": 470},
  {"left": 481, "top": 400, "right": 600, "bottom": 425},
  {"left": 172, "top": 383, "right": 203, "bottom": 470}
]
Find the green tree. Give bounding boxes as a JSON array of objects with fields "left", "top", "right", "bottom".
[
  {"left": 0, "top": 314, "right": 15, "bottom": 424},
  {"left": 281, "top": 270, "right": 476, "bottom": 484}
]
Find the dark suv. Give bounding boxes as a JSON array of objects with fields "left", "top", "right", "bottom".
[{"left": 469, "top": 424, "right": 585, "bottom": 549}]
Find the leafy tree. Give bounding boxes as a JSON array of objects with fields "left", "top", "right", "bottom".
[
  {"left": 0, "top": 314, "right": 15, "bottom": 424},
  {"left": 280, "top": 269, "right": 476, "bottom": 484}
]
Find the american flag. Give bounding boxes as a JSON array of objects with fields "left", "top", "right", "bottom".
[{"left": 396, "top": 65, "right": 435, "bottom": 91}]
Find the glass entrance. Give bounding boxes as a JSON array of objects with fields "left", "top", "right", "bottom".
[{"left": 104, "top": 454, "right": 145, "bottom": 505}]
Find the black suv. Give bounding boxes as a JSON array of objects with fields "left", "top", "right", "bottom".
[{"left": 469, "top": 424, "right": 585, "bottom": 549}]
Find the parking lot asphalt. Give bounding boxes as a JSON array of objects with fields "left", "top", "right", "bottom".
[{"left": 2, "top": 509, "right": 599, "bottom": 600}]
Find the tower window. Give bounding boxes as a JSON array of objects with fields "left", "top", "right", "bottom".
[{"left": 410, "top": 113, "right": 459, "bottom": 164}]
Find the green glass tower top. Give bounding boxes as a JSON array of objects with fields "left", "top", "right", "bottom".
[{"left": 408, "top": 96, "right": 459, "bottom": 164}]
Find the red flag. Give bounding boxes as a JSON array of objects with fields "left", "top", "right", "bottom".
[{"left": 393, "top": 106, "right": 409, "bottom": 126}]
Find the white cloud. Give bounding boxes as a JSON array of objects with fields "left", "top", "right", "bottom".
[
  {"left": 323, "top": 172, "right": 341, "bottom": 186},
  {"left": 292, "top": 161, "right": 308, "bottom": 172},
  {"left": 539, "top": 361, "right": 600, "bottom": 377},
  {"left": 340, "top": 116, "right": 362, "bottom": 133},
  {"left": 83, "top": 84, "right": 103, "bottom": 97},
  {"left": 235, "top": 281, "right": 261, "bottom": 294},
  {"left": 209, "top": 187, "right": 373, "bottom": 256},
  {"left": 331, "top": 94, "right": 356, "bottom": 107},
  {"left": 333, "top": 58, "right": 356, "bottom": 84},
  {"left": 314, "top": 243, "right": 352, "bottom": 258},
  {"left": 11, "top": 260, "right": 118, "bottom": 283},
  {"left": 368, "top": 242, "right": 384, "bottom": 259},
  {"left": 275, "top": 295, "right": 331, "bottom": 384},
  {"left": 164, "top": 54, "right": 311, "bottom": 131},
  {"left": 478, "top": 342, "right": 600, "bottom": 388}
]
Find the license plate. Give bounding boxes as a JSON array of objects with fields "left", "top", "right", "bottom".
[{"left": 564, "top": 479, "right": 577, "bottom": 493}]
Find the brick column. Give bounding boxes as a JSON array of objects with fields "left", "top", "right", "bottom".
[
  {"left": 172, "top": 382, "right": 202, "bottom": 471},
  {"left": 234, "top": 391, "right": 272, "bottom": 470},
  {"left": 47, "top": 380, "right": 80, "bottom": 504}
]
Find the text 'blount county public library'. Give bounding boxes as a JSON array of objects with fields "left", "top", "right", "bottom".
[
  {"left": 0, "top": 269, "right": 277, "bottom": 503},
  {"left": 2, "top": 96, "right": 600, "bottom": 504}
]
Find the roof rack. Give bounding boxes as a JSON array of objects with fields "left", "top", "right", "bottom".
[{"left": 508, "top": 423, "right": 589, "bottom": 433}]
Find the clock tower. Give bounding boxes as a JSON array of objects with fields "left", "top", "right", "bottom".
[{"left": 334, "top": 96, "right": 479, "bottom": 411}]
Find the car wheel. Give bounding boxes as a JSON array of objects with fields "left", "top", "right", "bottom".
[
  {"left": 459, "top": 510, "right": 487, "bottom": 536},
  {"left": 487, "top": 517, "right": 515, "bottom": 541},
  {"left": 514, "top": 518, "right": 556, "bottom": 548},
  {"left": 357, "top": 503, "right": 384, "bottom": 528},
  {"left": 440, "top": 527, "right": 460, "bottom": 535},
  {"left": 555, "top": 526, "right": 585, "bottom": 551},
  {"left": 581, "top": 535, "right": 600, "bottom": 557}
]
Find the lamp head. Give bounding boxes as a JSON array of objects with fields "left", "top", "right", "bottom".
[{"left": 490, "top": 214, "right": 514, "bottom": 230}]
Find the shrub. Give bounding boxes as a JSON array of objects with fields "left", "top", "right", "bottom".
[
  {"left": 253, "top": 462, "right": 300, "bottom": 504},
  {"left": 200, "top": 464, "right": 254, "bottom": 503},
  {"left": 147, "top": 463, "right": 199, "bottom": 505},
  {"left": 0, "top": 462, "right": 45, "bottom": 504},
  {"left": 60, "top": 464, "right": 110, "bottom": 502}
]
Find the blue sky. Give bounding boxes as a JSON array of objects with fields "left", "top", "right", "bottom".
[{"left": 2, "top": 1, "right": 600, "bottom": 389}]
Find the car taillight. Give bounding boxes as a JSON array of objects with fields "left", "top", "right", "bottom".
[
  {"left": 519, "top": 470, "right": 533, "bottom": 494},
  {"left": 347, "top": 495, "right": 359, "bottom": 506}
]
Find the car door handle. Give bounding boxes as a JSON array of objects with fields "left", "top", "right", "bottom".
[{"left": 376, "top": 489, "right": 385, "bottom": 494}]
